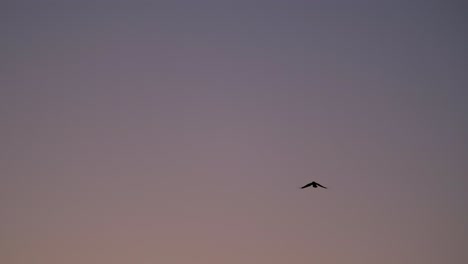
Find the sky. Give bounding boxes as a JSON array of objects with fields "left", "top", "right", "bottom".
[{"left": 1, "top": 1, "right": 468, "bottom": 263}]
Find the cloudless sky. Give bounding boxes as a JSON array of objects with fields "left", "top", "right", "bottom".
[{"left": 2, "top": 1, "right": 467, "bottom": 263}]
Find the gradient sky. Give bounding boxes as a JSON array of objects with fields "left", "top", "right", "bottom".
[{"left": 2, "top": 1, "right": 468, "bottom": 263}]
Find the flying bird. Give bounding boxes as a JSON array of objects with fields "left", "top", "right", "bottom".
[{"left": 300, "top": 181, "right": 327, "bottom": 189}]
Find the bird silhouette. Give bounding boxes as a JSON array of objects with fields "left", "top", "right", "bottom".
[{"left": 300, "top": 181, "right": 327, "bottom": 189}]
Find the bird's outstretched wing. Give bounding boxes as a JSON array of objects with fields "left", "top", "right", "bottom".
[
  {"left": 316, "top": 182, "right": 327, "bottom": 189},
  {"left": 300, "top": 183, "right": 313, "bottom": 189}
]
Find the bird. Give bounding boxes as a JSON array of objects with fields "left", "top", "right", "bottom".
[{"left": 300, "top": 181, "right": 327, "bottom": 189}]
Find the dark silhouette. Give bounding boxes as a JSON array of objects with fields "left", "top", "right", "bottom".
[{"left": 300, "top": 181, "right": 327, "bottom": 189}]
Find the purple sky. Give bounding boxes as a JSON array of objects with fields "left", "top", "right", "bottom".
[{"left": 2, "top": 1, "right": 468, "bottom": 263}]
